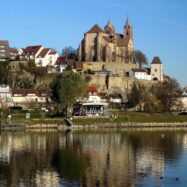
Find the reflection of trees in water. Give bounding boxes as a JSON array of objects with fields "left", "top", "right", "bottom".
[
  {"left": 0, "top": 132, "right": 89, "bottom": 187},
  {"left": 52, "top": 148, "right": 89, "bottom": 183},
  {"left": 128, "top": 132, "right": 184, "bottom": 162},
  {"left": 0, "top": 131, "right": 185, "bottom": 187},
  {"left": 127, "top": 132, "right": 185, "bottom": 182}
]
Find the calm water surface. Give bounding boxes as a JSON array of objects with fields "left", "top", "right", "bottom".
[{"left": 0, "top": 130, "right": 187, "bottom": 187}]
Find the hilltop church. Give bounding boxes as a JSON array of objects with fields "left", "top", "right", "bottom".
[{"left": 78, "top": 18, "right": 134, "bottom": 64}]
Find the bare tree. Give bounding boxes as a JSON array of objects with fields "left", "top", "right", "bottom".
[{"left": 134, "top": 50, "right": 148, "bottom": 68}]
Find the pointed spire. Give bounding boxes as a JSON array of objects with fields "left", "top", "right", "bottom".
[
  {"left": 124, "top": 17, "right": 133, "bottom": 40},
  {"left": 125, "top": 16, "right": 131, "bottom": 27}
]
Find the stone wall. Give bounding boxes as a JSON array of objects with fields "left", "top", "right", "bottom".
[
  {"left": 83, "top": 62, "right": 139, "bottom": 77},
  {"left": 88, "top": 74, "right": 156, "bottom": 100}
]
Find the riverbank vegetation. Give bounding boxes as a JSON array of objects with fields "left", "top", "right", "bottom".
[{"left": 6, "top": 110, "right": 187, "bottom": 125}]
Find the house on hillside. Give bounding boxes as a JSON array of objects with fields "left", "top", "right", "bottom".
[
  {"left": 20, "top": 45, "right": 43, "bottom": 61},
  {"left": 54, "top": 56, "right": 67, "bottom": 73},
  {"left": 35, "top": 49, "right": 59, "bottom": 67},
  {"left": 0, "top": 40, "right": 18, "bottom": 61},
  {"left": 12, "top": 88, "right": 51, "bottom": 109},
  {"left": 19, "top": 45, "right": 59, "bottom": 67},
  {"left": 130, "top": 68, "right": 151, "bottom": 80},
  {"left": 0, "top": 85, "right": 12, "bottom": 101}
]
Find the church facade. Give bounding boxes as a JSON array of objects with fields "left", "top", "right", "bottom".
[{"left": 78, "top": 19, "right": 134, "bottom": 63}]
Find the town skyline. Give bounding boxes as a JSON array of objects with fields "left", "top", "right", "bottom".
[{"left": 1, "top": 0, "right": 187, "bottom": 86}]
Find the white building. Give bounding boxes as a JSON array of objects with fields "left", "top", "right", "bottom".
[
  {"left": 20, "top": 45, "right": 43, "bottom": 61},
  {"left": 35, "top": 49, "right": 59, "bottom": 67},
  {"left": 130, "top": 69, "right": 151, "bottom": 80},
  {"left": 12, "top": 89, "right": 50, "bottom": 108},
  {"left": 0, "top": 85, "right": 12, "bottom": 101},
  {"left": 151, "top": 57, "right": 164, "bottom": 82}
]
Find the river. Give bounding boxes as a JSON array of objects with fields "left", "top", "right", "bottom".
[{"left": 0, "top": 129, "right": 187, "bottom": 187}]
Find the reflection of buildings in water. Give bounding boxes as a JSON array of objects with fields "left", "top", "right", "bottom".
[
  {"left": 0, "top": 134, "right": 28, "bottom": 163},
  {"left": 0, "top": 133, "right": 64, "bottom": 163},
  {"left": 35, "top": 170, "right": 60, "bottom": 187},
  {"left": 74, "top": 134, "right": 136, "bottom": 187},
  {"left": 136, "top": 150, "right": 164, "bottom": 177},
  {"left": 183, "top": 135, "right": 187, "bottom": 149}
]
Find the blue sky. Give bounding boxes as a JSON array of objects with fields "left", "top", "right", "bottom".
[{"left": 1, "top": 0, "right": 187, "bottom": 86}]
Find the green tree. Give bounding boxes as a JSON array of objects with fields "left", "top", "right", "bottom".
[
  {"left": 0, "top": 61, "right": 10, "bottom": 84},
  {"left": 52, "top": 71, "right": 87, "bottom": 116},
  {"left": 134, "top": 50, "right": 148, "bottom": 68}
]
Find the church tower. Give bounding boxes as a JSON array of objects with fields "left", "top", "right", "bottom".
[
  {"left": 124, "top": 18, "right": 133, "bottom": 40},
  {"left": 104, "top": 21, "right": 115, "bottom": 35}
]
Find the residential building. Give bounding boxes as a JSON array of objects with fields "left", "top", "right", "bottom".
[
  {"left": 12, "top": 88, "right": 50, "bottom": 108},
  {"left": 54, "top": 56, "right": 68, "bottom": 73},
  {"left": 0, "top": 85, "right": 12, "bottom": 101},
  {"left": 20, "top": 45, "right": 59, "bottom": 67},
  {"left": 87, "top": 86, "right": 101, "bottom": 103},
  {"left": 0, "top": 40, "right": 18, "bottom": 61},
  {"left": 9, "top": 47, "right": 18, "bottom": 60},
  {"left": 35, "top": 49, "right": 59, "bottom": 67},
  {"left": 78, "top": 18, "right": 134, "bottom": 63},
  {"left": 130, "top": 68, "right": 151, "bottom": 80},
  {"left": 20, "top": 45, "right": 43, "bottom": 61}
]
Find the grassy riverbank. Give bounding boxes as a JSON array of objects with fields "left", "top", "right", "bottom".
[
  {"left": 7, "top": 111, "right": 187, "bottom": 126},
  {"left": 73, "top": 112, "right": 187, "bottom": 125}
]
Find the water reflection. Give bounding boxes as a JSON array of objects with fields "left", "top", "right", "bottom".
[{"left": 0, "top": 130, "right": 186, "bottom": 186}]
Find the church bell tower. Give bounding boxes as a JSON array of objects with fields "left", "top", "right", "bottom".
[{"left": 124, "top": 17, "right": 133, "bottom": 40}]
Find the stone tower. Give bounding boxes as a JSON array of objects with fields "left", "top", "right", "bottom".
[{"left": 151, "top": 57, "right": 164, "bottom": 82}]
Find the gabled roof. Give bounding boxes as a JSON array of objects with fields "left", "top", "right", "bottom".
[
  {"left": 37, "top": 48, "right": 50, "bottom": 58},
  {"left": 23, "top": 45, "right": 42, "bottom": 55},
  {"left": 55, "top": 56, "right": 66, "bottom": 65},
  {"left": 49, "top": 50, "right": 57, "bottom": 55},
  {"left": 86, "top": 24, "right": 104, "bottom": 33},
  {"left": 151, "top": 57, "right": 162, "bottom": 64}
]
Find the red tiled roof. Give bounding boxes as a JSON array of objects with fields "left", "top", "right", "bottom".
[
  {"left": 49, "top": 51, "right": 57, "bottom": 55},
  {"left": 151, "top": 57, "right": 162, "bottom": 64},
  {"left": 87, "top": 86, "right": 97, "bottom": 92},
  {"left": 75, "top": 61, "right": 83, "bottom": 70},
  {"left": 23, "top": 45, "right": 42, "bottom": 55},
  {"left": 55, "top": 56, "right": 66, "bottom": 65},
  {"left": 87, "top": 24, "right": 104, "bottom": 33},
  {"left": 37, "top": 48, "right": 50, "bottom": 58}
]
